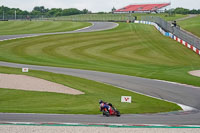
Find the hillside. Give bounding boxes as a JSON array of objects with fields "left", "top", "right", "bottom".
[{"left": 0, "top": 22, "right": 200, "bottom": 86}]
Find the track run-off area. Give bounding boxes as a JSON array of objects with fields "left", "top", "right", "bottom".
[{"left": 0, "top": 22, "right": 200, "bottom": 126}]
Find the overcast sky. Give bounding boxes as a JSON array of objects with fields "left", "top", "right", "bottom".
[{"left": 0, "top": 0, "right": 199, "bottom": 12}]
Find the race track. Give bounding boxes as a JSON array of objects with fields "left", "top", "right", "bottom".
[
  {"left": 0, "top": 22, "right": 118, "bottom": 41},
  {"left": 0, "top": 22, "right": 200, "bottom": 125}
]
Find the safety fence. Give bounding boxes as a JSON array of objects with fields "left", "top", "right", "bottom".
[
  {"left": 138, "top": 16, "right": 200, "bottom": 56},
  {"left": 0, "top": 14, "right": 132, "bottom": 22},
  {"left": 0, "top": 15, "right": 52, "bottom": 20},
  {"left": 141, "top": 16, "right": 200, "bottom": 51}
]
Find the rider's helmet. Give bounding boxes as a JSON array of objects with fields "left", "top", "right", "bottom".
[{"left": 99, "top": 100, "right": 103, "bottom": 104}]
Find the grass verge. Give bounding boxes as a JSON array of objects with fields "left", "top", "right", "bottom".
[
  {"left": 0, "top": 66, "right": 181, "bottom": 114},
  {"left": 0, "top": 21, "right": 91, "bottom": 35}
]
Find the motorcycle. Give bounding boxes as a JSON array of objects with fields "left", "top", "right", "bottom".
[{"left": 102, "top": 105, "right": 120, "bottom": 117}]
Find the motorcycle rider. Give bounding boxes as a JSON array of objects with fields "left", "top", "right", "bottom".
[{"left": 99, "top": 100, "right": 113, "bottom": 113}]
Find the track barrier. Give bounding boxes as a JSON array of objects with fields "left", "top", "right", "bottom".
[{"left": 134, "top": 20, "right": 200, "bottom": 56}]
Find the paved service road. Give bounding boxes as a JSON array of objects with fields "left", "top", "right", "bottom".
[{"left": 0, "top": 22, "right": 200, "bottom": 125}]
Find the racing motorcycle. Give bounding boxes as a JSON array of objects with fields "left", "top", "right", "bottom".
[{"left": 102, "top": 104, "right": 120, "bottom": 117}]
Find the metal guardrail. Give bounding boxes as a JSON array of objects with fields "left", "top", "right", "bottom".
[{"left": 141, "top": 16, "right": 200, "bottom": 50}]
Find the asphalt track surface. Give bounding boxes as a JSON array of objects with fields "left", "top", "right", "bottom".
[{"left": 0, "top": 22, "right": 200, "bottom": 125}]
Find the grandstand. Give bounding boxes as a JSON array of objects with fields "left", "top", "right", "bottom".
[{"left": 114, "top": 3, "right": 170, "bottom": 13}]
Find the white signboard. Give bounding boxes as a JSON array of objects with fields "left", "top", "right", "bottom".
[
  {"left": 121, "top": 96, "right": 132, "bottom": 103},
  {"left": 22, "top": 68, "right": 29, "bottom": 72}
]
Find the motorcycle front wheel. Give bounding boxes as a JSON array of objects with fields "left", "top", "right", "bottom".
[
  {"left": 116, "top": 110, "right": 121, "bottom": 117},
  {"left": 103, "top": 111, "right": 110, "bottom": 117}
]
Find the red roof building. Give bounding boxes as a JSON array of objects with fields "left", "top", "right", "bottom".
[{"left": 115, "top": 3, "right": 170, "bottom": 13}]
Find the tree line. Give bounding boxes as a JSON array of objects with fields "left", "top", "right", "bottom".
[
  {"left": 166, "top": 7, "right": 200, "bottom": 15},
  {"left": 0, "top": 6, "right": 91, "bottom": 17},
  {"left": 0, "top": 6, "right": 199, "bottom": 17}
]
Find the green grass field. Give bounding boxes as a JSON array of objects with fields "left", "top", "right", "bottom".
[
  {"left": 178, "top": 15, "right": 200, "bottom": 37},
  {"left": 53, "top": 13, "right": 187, "bottom": 21},
  {"left": 0, "top": 21, "right": 91, "bottom": 35},
  {"left": 0, "top": 66, "right": 181, "bottom": 114},
  {"left": 0, "top": 23, "right": 200, "bottom": 87}
]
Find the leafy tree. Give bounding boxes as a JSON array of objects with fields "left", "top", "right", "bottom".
[
  {"left": 82, "top": 8, "right": 89, "bottom": 14},
  {"left": 174, "top": 7, "right": 190, "bottom": 14},
  {"left": 62, "top": 8, "right": 82, "bottom": 16},
  {"left": 190, "top": 9, "right": 199, "bottom": 14},
  {"left": 30, "top": 10, "right": 41, "bottom": 16},
  {"left": 97, "top": 12, "right": 107, "bottom": 14},
  {"left": 0, "top": 6, "right": 29, "bottom": 16},
  {"left": 33, "top": 6, "right": 49, "bottom": 14},
  {"left": 47, "top": 8, "right": 62, "bottom": 16}
]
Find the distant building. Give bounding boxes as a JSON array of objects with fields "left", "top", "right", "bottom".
[{"left": 114, "top": 3, "right": 170, "bottom": 13}]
